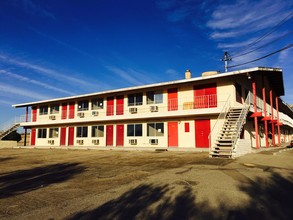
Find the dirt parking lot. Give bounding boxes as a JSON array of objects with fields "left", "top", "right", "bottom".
[{"left": 0, "top": 147, "right": 292, "bottom": 220}]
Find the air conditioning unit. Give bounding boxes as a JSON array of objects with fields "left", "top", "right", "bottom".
[
  {"left": 49, "top": 115, "right": 56, "bottom": 120},
  {"left": 92, "top": 139, "right": 99, "bottom": 145},
  {"left": 48, "top": 140, "right": 54, "bottom": 144},
  {"left": 92, "top": 111, "right": 99, "bottom": 116},
  {"left": 77, "top": 112, "right": 85, "bottom": 118},
  {"left": 129, "top": 107, "right": 137, "bottom": 114},
  {"left": 129, "top": 139, "right": 137, "bottom": 145},
  {"left": 77, "top": 140, "right": 84, "bottom": 145},
  {"left": 149, "top": 139, "right": 158, "bottom": 145},
  {"left": 150, "top": 106, "right": 159, "bottom": 112}
]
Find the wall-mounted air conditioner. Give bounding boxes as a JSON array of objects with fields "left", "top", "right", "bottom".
[
  {"left": 92, "top": 111, "right": 99, "bottom": 116},
  {"left": 129, "top": 139, "right": 137, "bottom": 145},
  {"left": 150, "top": 106, "right": 159, "bottom": 112},
  {"left": 49, "top": 115, "right": 56, "bottom": 120},
  {"left": 149, "top": 139, "right": 158, "bottom": 145},
  {"left": 48, "top": 140, "right": 54, "bottom": 144},
  {"left": 129, "top": 108, "right": 137, "bottom": 114},
  {"left": 92, "top": 139, "right": 99, "bottom": 145},
  {"left": 77, "top": 139, "right": 84, "bottom": 145},
  {"left": 77, "top": 112, "right": 85, "bottom": 118}
]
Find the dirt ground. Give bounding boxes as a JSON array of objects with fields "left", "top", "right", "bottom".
[{"left": 0, "top": 147, "right": 292, "bottom": 220}]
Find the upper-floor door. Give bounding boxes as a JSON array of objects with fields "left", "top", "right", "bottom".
[
  {"left": 168, "top": 88, "right": 178, "bottom": 111},
  {"left": 61, "top": 103, "right": 67, "bottom": 119},
  {"left": 107, "top": 97, "right": 114, "bottom": 116},
  {"left": 194, "top": 83, "right": 217, "bottom": 108},
  {"left": 68, "top": 102, "right": 75, "bottom": 119},
  {"left": 32, "top": 107, "right": 37, "bottom": 122},
  {"left": 116, "top": 96, "right": 124, "bottom": 115}
]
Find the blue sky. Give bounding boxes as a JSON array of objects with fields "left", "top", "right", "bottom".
[{"left": 0, "top": 0, "right": 292, "bottom": 125}]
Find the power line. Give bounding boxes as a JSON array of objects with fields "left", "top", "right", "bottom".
[
  {"left": 228, "top": 44, "right": 293, "bottom": 68},
  {"left": 231, "top": 30, "right": 293, "bottom": 59},
  {"left": 230, "top": 11, "right": 293, "bottom": 56}
]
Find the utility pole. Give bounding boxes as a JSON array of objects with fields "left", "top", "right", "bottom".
[{"left": 222, "top": 51, "right": 232, "bottom": 72}]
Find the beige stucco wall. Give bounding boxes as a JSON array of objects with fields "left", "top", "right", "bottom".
[{"left": 0, "top": 140, "right": 17, "bottom": 148}]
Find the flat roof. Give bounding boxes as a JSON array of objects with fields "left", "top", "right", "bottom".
[{"left": 12, "top": 66, "right": 283, "bottom": 108}]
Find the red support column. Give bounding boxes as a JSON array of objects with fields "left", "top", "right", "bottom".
[
  {"left": 276, "top": 97, "right": 281, "bottom": 145},
  {"left": 270, "top": 90, "right": 276, "bottom": 146},
  {"left": 252, "top": 81, "right": 259, "bottom": 149},
  {"left": 24, "top": 106, "right": 28, "bottom": 146},
  {"left": 262, "top": 88, "right": 269, "bottom": 148}
]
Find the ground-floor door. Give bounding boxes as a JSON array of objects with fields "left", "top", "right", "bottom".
[
  {"left": 60, "top": 127, "right": 66, "bottom": 146},
  {"left": 31, "top": 129, "right": 36, "bottom": 146},
  {"left": 195, "top": 119, "right": 210, "bottom": 148},
  {"left": 168, "top": 122, "right": 178, "bottom": 147},
  {"left": 106, "top": 125, "right": 114, "bottom": 146},
  {"left": 116, "top": 124, "right": 124, "bottom": 146},
  {"left": 68, "top": 127, "right": 74, "bottom": 146}
]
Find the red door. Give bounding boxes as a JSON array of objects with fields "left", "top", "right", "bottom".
[
  {"left": 69, "top": 102, "right": 75, "bottom": 119},
  {"left": 168, "top": 88, "right": 178, "bottom": 111},
  {"left": 116, "top": 124, "right": 124, "bottom": 146},
  {"left": 68, "top": 127, "right": 74, "bottom": 146},
  {"left": 116, "top": 96, "right": 124, "bottom": 115},
  {"left": 168, "top": 122, "right": 178, "bottom": 147},
  {"left": 32, "top": 107, "right": 37, "bottom": 122},
  {"left": 60, "top": 127, "right": 67, "bottom": 146},
  {"left": 106, "top": 125, "right": 114, "bottom": 146},
  {"left": 194, "top": 83, "right": 217, "bottom": 108},
  {"left": 205, "top": 85, "right": 217, "bottom": 108},
  {"left": 61, "top": 103, "right": 67, "bottom": 119},
  {"left": 195, "top": 119, "right": 210, "bottom": 148},
  {"left": 107, "top": 97, "right": 114, "bottom": 116},
  {"left": 31, "top": 129, "right": 36, "bottom": 146}
]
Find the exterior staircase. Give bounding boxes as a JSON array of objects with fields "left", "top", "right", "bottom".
[
  {"left": 0, "top": 123, "right": 20, "bottom": 140},
  {"left": 210, "top": 105, "right": 249, "bottom": 158}
]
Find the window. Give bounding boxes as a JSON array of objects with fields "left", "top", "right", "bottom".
[
  {"left": 92, "top": 98, "right": 104, "bottom": 110},
  {"left": 49, "top": 128, "right": 59, "bottom": 138},
  {"left": 50, "top": 104, "right": 60, "bottom": 114},
  {"left": 127, "top": 124, "right": 142, "bottom": 136},
  {"left": 147, "top": 123, "right": 164, "bottom": 136},
  {"left": 77, "top": 100, "right": 89, "bottom": 111},
  {"left": 39, "top": 106, "right": 48, "bottom": 115},
  {"left": 37, "top": 128, "right": 47, "bottom": 138},
  {"left": 76, "top": 126, "right": 88, "bottom": 137},
  {"left": 128, "top": 93, "right": 143, "bottom": 106},
  {"left": 235, "top": 83, "right": 242, "bottom": 103},
  {"left": 92, "top": 125, "right": 104, "bottom": 137},
  {"left": 147, "top": 91, "right": 163, "bottom": 104}
]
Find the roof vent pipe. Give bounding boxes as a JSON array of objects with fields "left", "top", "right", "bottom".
[{"left": 185, "top": 69, "right": 191, "bottom": 79}]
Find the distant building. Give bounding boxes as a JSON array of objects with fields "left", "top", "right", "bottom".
[{"left": 11, "top": 67, "right": 293, "bottom": 158}]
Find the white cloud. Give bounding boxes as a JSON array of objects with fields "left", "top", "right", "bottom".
[
  {"left": 0, "top": 54, "right": 100, "bottom": 90},
  {"left": 106, "top": 66, "right": 151, "bottom": 86},
  {"left": 0, "top": 70, "right": 75, "bottom": 95},
  {"left": 21, "top": 0, "right": 56, "bottom": 20},
  {"left": 0, "top": 83, "right": 50, "bottom": 100}
]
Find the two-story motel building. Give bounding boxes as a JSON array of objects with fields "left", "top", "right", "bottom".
[{"left": 12, "top": 67, "right": 293, "bottom": 158}]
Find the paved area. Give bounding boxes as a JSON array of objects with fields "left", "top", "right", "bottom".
[{"left": 0, "top": 146, "right": 292, "bottom": 220}]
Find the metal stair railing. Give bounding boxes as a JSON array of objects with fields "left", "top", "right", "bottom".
[
  {"left": 0, "top": 115, "right": 27, "bottom": 139},
  {"left": 230, "top": 94, "right": 251, "bottom": 151},
  {"left": 209, "top": 95, "right": 231, "bottom": 153}
]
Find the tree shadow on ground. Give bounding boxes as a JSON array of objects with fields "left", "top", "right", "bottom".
[
  {"left": 0, "top": 163, "right": 85, "bottom": 199},
  {"left": 0, "top": 157, "right": 15, "bottom": 163},
  {"left": 68, "top": 172, "right": 293, "bottom": 220}
]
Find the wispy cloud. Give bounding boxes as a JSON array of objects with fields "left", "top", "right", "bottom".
[
  {"left": 206, "top": 0, "right": 291, "bottom": 41},
  {"left": 0, "top": 70, "right": 75, "bottom": 95},
  {"left": 20, "top": 0, "right": 56, "bottom": 20},
  {"left": 165, "top": 69, "right": 180, "bottom": 79},
  {"left": 106, "top": 66, "right": 154, "bottom": 86},
  {"left": 0, "top": 83, "right": 50, "bottom": 100},
  {"left": 0, "top": 54, "right": 100, "bottom": 90}
]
